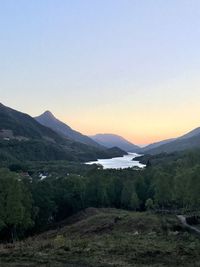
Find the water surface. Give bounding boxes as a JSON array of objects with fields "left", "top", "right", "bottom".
[{"left": 85, "top": 153, "right": 145, "bottom": 169}]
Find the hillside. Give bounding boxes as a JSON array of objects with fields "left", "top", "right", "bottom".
[
  {"left": 0, "top": 103, "right": 66, "bottom": 143},
  {"left": 179, "top": 127, "right": 200, "bottom": 139},
  {"left": 143, "top": 126, "right": 200, "bottom": 155},
  {"left": 142, "top": 138, "right": 176, "bottom": 152},
  {"left": 0, "top": 104, "right": 125, "bottom": 163},
  {"left": 35, "top": 111, "right": 101, "bottom": 148},
  {"left": 144, "top": 134, "right": 200, "bottom": 154},
  {"left": 90, "top": 134, "right": 141, "bottom": 152},
  {"left": 1, "top": 208, "right": 200, "bottom": 267}
]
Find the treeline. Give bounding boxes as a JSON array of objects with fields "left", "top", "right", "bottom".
[
  {"left": 0, "top": 139, "right": 126, "bottom": 165},
  {"left": 1, "top": 149, "right": 200, "bottom": 242}
]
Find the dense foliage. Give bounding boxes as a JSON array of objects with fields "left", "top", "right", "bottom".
[
  {"left": 1, "top": 148, "right": 200, "bottom": 242},
  {"left": 0, "top": 139, "right": 126, "bottom": 163}
]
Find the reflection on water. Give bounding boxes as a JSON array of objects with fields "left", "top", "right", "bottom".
[{"left": 85, "top": 153, "right": 146, "bottom": 170}]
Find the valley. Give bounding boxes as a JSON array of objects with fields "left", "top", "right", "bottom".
[
  {"left": 1, "top": 103, "right": 200, "bottom": 266},
  {"left": 1, "top": 2, "right": 200, "bottom": 266}
]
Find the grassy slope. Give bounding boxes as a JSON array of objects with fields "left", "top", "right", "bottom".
[{"left": 1, "top": 208, "right": 200, "bottom": 267}]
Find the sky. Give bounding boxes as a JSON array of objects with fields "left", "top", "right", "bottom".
[{"left": 1, "top": 0, "right": 200, "bottom": 145}]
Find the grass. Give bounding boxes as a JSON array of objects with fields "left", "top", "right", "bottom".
[{"left": 1, "top": 208, "right": 200, "bottom": 266}]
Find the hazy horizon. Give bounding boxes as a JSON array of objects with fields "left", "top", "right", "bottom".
[
  {"left": 1, "top": 1, "right": 200, "bottom": 145},
  {"left": 1, "top": 100, "right": 198, "bottom": 147}
]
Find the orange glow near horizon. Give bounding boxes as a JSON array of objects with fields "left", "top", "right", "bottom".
[
  {"left": 59, "top": 104, "right": 200, "bottom": 146},
  {"left": 54, "top": 75, "right": 200, "bottom": 146},
  {"left": 2, "top": 1, "right": 200, "bottom": 148}
]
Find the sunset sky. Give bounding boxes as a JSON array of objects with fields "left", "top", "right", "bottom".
[{"left": 1, "top": 1, "right": 200, "bottom": 145}]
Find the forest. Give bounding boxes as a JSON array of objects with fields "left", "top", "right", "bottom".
[{"left": 1, "top": 148, "right": 200, "bottom": 242}]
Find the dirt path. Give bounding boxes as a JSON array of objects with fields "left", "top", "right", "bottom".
[{"left": 177, "top": 215, "right": 200, "bottom": 235}]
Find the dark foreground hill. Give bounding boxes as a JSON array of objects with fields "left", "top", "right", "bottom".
[
  {"left": 1, "top": 208, "right": 200, "bottom": 267},
  {"left": 0, "top": 103, "right": 125, "bottom": 163}
]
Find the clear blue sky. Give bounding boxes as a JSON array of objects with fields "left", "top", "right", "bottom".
[{"left": 1, "top": 0, "right": 200, "bottom": 144}]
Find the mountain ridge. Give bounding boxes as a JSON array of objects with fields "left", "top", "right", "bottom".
[
  {"left": 35, "top": 111, "right": 101, "bottom": 148},
  {"left": 90, "top": 133, "right": 141, "bottom": 152},
  {"left": 0, "top": 103, "right": 126, "bottom": 162},
  {"left": 143, "top": 127, "right": 200, "bottom": 154}
]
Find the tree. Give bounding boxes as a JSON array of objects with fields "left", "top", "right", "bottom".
[
  {"left": 6, "top": 178, "right": 24, "bottom": 241},
  {"left": 121, "top": 180, "right": 135, "bottom": 209},
  {"left": 145, "top": 198, "right": 154, "bottom": 211},
  {"left": 153, "top": 170, "right": 174, "bottom": 208},
  {"left": 130, "top": 191, "right": 140, "bottom": 211},
  {"left": 187, "top": 166, "right": 200, "bottom": 209},
  {"left": 107, "top": 176, "right": 123, "bottom": 208},
  {"left": 85, "top": 175, "right": 109, "bottom": 208},
  {"left": 173, "top": 168, "right": 190, "bottom": 209},
  {"left": 57, "top": 175, "right": 86, "bottom": 219},
  {"left": 31, "top": 180, "right": 56, "bottom": 229},
  {"left": 0, "top": 168, "right": 33, "bottom": 241},
  {"left": 135, "top": 175, "right": 147, "bottom": 208}
]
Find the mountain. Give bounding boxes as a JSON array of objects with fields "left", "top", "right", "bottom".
[
  {"left": 142, "top": 138, "right": 176, "bottom": 152},
  {"left": 0, "top": 103, "right": 65, "bottom": 143},
  {"left": 0, "top": 103, "right": 125, "bottom": 163},
  {"left": 90, "top": 134, "right": 141, "bottom": 152},
  {"left": 144, "top": 127, "right": 200, "bottom": 155},
  {"left": 35, "top": 111, "right": 101, "bottom": 148},
  {"left": 179, "top": 127, "right": 200, "bottom": 140}
]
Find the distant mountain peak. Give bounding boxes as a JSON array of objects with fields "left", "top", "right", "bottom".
[
  {"left": 41, "top": 110, "right": 56, "bottom": 119},
  {"left": 0, "top": 103, "right": 125, "bottom": 162},
  {"left": 35, "top": 111, "right": 102, "bottom": 148}
]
